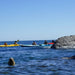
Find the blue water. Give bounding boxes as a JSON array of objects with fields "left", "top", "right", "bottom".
[{"left": 0, "top": 40, "right": 75, "bottom": 75}]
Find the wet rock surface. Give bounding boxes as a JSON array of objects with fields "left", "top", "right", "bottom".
[
  {"left": 8, "top": 57, "right": 15, "bottom": 66},
  {"left": 52, "top": 35, "right": 75, "bottom": 49}
]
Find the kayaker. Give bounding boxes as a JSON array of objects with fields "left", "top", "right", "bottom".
[
  {"left": 44, "top": 40, "right": 48, "bottom": 44},
  {"left": 32, "top": 41, "right": 37, "bottom": 45},
  {"left": 14, "top": 41, "right": 17, "bottom": 44},
  {"left": 52, "top": 40, "right": 56, "bottom": 43},
  {"left": 4, "top": 42, "right": 7, "bottom": 45}
]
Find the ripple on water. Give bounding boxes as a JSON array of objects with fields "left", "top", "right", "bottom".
[{"left": 0, "top": 41, "right": 75, "bottom": 75}]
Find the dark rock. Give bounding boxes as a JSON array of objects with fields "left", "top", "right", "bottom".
[
  {"left": 62, "top": 55, "right": 75, "bottom": 59},
  {"left": 8, "top": 57, "right": 15, "bottom": 66},
  {"left": 70, "top": 55, "right": 75, "bottom": 59},
  {"left": 52, "top": 35, "right": 75, "bottom": 49}
]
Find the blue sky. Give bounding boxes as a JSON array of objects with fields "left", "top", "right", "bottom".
[{"left": 0, "top": 0, "right": 75, "bottom": 41}]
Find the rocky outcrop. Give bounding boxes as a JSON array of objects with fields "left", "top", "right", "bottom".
[
  {"left": 8, "top": 57, "right": 15, "bottom": 66},
  {"left": 52, "top": 35, "right": 75, "bottom": 49}
]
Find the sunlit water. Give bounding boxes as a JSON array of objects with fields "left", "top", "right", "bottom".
[{"left": 0, "top": 40, "right": 75, "bottom": 75}]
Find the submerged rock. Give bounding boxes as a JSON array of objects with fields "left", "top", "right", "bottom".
[
  {"left": 62, "top": 55, "right": 75, "bottom": 59},
  {"left": 70, "top": 55, "right": 75, "bottom": 59},
  {"left": 52, "top": 35, "right": 75, "bottom": 49},
  {"left": 8, "top": 57, "right": 15, "bottom": 66}
]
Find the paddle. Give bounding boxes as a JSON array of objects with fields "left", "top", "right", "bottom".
[{"left": 16, "top": 40, "right": 19, "bottom": 42}]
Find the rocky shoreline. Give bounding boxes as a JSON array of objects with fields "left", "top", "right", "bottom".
[{"left": 52, "top": 35, "right": 75, "bottom": 49}]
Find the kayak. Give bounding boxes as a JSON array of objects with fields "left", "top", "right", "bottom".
[
  {"left": 21, "top": 44, "right": 39, "bottom": 47},
  {"left": 0, "top": 44, "right": 20, "bottom": 47},
  {"left": 39, "top": 44, "right": 53, "bottom": 48},
  {"left": 20, "top": 44, "right": 53, "bottom": 48}
]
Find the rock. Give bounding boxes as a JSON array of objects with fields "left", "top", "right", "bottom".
[
  {"left": 70, "top": 55, "right": 75, "bottom": 59},
  {"left": 8, "top": 57, "right": 15, "bottom": 66},
  {"left": 52, "top": 35, "right": 75, "bottom": 49},
  {"left": 62, "top": 55, "right": 75, "bottom": 59}
]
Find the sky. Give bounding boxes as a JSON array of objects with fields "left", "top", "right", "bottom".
[{"left": 0, "top": 0, "right": 75, "bottom": 41}]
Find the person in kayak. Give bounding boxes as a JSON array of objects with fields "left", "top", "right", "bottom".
[
  {"left": 14, "top": 41, "right": 17, "bottom": 44},
  {"left": 32, "top": 41, "right": 37, "bottom": 45},
  {"left": 4, "top": 42, "right": 7, "bottom": 45},
  {"left": 44, "top": 40, "right": 48, "bottom": 44}
]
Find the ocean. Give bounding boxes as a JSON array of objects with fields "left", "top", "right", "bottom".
[{"left": 0, "top": 40, "right": 75, "bottom": 75}]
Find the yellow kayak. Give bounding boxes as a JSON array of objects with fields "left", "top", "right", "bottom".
[{"left": 0, "top": 44, "right": 20, "bottom": 47}]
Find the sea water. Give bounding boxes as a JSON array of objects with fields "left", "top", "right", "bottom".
[{"left": 0, "top": 40, "right": 75, "bottom": 75}]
